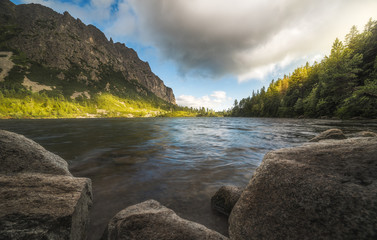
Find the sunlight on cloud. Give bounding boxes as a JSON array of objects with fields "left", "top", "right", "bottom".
[
  {"left": 125, "top": 0, "right": 377, "bottom": 81},
  {"left": 22, "top": 0, "right": 377, "bottom": 83},
  {"left": 177, "top": 91, "right": 232, "bottom": 111},
  {"left": 106, "top": 1, "right": 136, "bottom": 37}
]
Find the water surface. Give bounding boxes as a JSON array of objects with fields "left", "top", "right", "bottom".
[{"left": 1, "top": 117, "right": 376, "bottom": 239}]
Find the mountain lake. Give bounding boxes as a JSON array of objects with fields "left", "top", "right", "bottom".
[{"left": 1, "top": 117, "right": 376, "bottom": 239}]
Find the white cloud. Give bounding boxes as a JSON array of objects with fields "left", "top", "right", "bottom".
[
  {"left": 211, "top": 91, "right": 231, "bottom": 103},
  {"left": 176, "top": 91, "right": 232, "bottom": 111},
  {"left": 106, "top": 1, "right": 136, "bottom": 37}
]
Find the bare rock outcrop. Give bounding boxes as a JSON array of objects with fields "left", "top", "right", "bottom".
[
  {"left": 0, "top": 0, "right": 175, "bottom": 104},
  {"left": 229, "top": 137, "right": 377, "bottom": 240},
  {"left": 101, "top": 200, "right": 228, "bottom": 240},
  {"left": 0, "top": 130, "right": 92, "bottom": 240},
  {"left": 0, "top": 173, "right": 92, "bottom": 240},
  {"left": 211, "top": 185, "right": 242, "bottom": 216}
]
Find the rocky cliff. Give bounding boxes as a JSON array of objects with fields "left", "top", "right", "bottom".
[{"left": 0, "top": 0, "right": 175, "bottom": 104}]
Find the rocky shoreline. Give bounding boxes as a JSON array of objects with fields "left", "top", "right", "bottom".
[{"left": 1, "top": 129, "right": 376, "bottom": 239}]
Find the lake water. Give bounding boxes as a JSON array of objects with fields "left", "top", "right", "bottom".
[{"left": 1, "top": 117, "right": 376, "bottom": 239}]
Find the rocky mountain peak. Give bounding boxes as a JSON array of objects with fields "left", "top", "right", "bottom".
[{"left": 0, "top": 0, "right": 176, "bottom": 104}]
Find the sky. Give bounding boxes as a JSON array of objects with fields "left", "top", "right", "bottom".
[{"left": 10, "top": 0, "right": 377, "bottom": 111}]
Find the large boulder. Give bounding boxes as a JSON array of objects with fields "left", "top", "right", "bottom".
[
  {"left": 0, "top": 130, "right": 71, "bottom": 176},
  {"left": 211, "top": 185, "right": 242, "bottom": 216},
  {"left": 101, "top": 200, "right": 228, "bottom": 240},
  {"left": 0, "top": 173, "right": 92, "bottom": 240},
  {"left": 309, "top": 128, "right": 346, "bottom": 142},
  {"left": 229, "top": 137, "right": 377, "bottom": 240},
  {"left": 0, "top": 130, "right": 92, "bottom": 240}
]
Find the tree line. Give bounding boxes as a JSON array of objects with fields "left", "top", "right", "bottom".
[{"left": 230, "top": 19, "right": 377, "bottom": 119}]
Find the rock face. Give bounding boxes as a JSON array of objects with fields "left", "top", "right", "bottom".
[
  {"left": 0, "top": 130, "right": 92, "bottom": 240},
  {"left": 0, "top": 0, "right": 175, "bottom": 104},
  {"left": 229, "top": 137, "right": 377, "bottom": 240},
  {"left": 101, "top": 200, "right": 228, "bottom": 240},
  {"left": 309, "top": 128, "right": 346, "bottom": 142},
  {"left": 0, "top": 174, "right": 92, "bottom": 240},
  {"left": 0, "top": 130, "right": 71, "bottom": 176},
  {"left": 211, "top": 185, "right": 242, "bottom": 216}
]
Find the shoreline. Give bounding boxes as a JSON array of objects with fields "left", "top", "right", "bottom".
[{"left": 1, "top": 128, "right": 376, "bottom": 239}]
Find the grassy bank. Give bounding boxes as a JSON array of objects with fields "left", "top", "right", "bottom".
[{"left": 0, "top": 91, "right": 222, "bottom": 119}]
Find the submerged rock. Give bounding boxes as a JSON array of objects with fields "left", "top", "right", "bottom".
[
  {"left": 0, "top": 130, "right": 92, "bottom": 240},
  {"left": 229, "top": 137, "right": 377, "bottom": 240},
  {"left": 101, "top": 200, "right": 228, "bottom": 240},
  {"left": 211, "top": 185, "right": 242, "bottom": 216},
  {"left": 0, "top": 130, "right": 71, "bottom": 176},
  {"left": 354, "top": 131, "right": 377, "bottom": 138},
  {"left": 309, "top": 128, "right": 346, "bottom": 142}
]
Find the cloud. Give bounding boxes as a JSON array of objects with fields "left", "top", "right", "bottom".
[
  {"left": 211, "top": 91, "right": 228, "bottom": 103},
  {"left": 21, "top": 0, "right": 377, "bottom": 82},
  {"left": 106, "top": 1, "right": 136, "bottom": 37},
  {"left": 176, "top": 91, "right": 232, "bottom": 111},
  {"left": 121, "top": 0, "right": 377, "bottom": 81}
]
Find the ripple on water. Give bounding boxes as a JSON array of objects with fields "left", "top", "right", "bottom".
[{"left": 0, "top": 117, "right": 376, "bottom": 239}]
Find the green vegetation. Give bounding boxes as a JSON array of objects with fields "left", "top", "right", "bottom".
[
  {"left": 0, "top": 54, "right": 222, "bottom": 118},
  {"left": 229, "top": 19, "right": 377, "bottom": 119},
  {"left": 0, "top": 51, "right": 209, "bottom": 118},
  {"left": 160, "top": 107, "right": 222, "bottom": 117},
  {"left": 0, "top": 90, "right": 222, "bottom": 118},
  {"left": 0, "top": 43, "right": 224, "bottom": 118}
]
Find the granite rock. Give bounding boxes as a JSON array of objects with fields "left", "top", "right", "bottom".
[
  {"left": 229, "top": 137, "right": 377, "bottom": 240},
  {"left": 0, "top": 130, "right": 71, "bottom": 176},
  {"left": 0, "top": 173, "right": 92, "bottom": 240},
  {"left": 102, "top": 200, "right": 228, "bottom": 240}
]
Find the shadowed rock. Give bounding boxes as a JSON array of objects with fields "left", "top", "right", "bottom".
[
  {"left": 0, "top": 130, "right": 71, "bottom": 176},
  {"left": 0, "top": 130, "right": 92, "bottom": 239},
  {"left": 229, "top": 137, "right": 377, "bottom": 240},
  {"left": 101, "top": 200, "right": 228, "bottom": 240},
  {"left": 211, "top": 185, "right": 242, "bottom": 216},
  {"left": 309, "top": 129, "right": 346, "bottom": 142}
]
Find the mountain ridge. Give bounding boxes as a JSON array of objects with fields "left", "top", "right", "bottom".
[{"left": 0, "top": 0, "right": 176, "bottom": 104}]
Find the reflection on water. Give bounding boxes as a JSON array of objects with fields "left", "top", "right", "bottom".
[{"left": 0, "top": 117, "right": 376, "bottom": 239}]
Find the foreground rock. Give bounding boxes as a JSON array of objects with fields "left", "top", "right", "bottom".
[
  {"left": 0, "top": 130, "right": 71, "bottom": 176},
  {"left": 229, "top": 137, "right": 377, "bottom": 240},
  {"left": 0, "top": 130, "right": 92, "bottom": 240},
  {"left": 101, "top": 200, "right": 228, "bottom": 240},
  {"left": 309, "top": 128, "right": 346, "bottom": 142},
  {"left": 211, "top": 185, "right": 242, "bottom": 216},
  {"left": 0, "top": 173, "right": 92, "bottom": 240}
]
